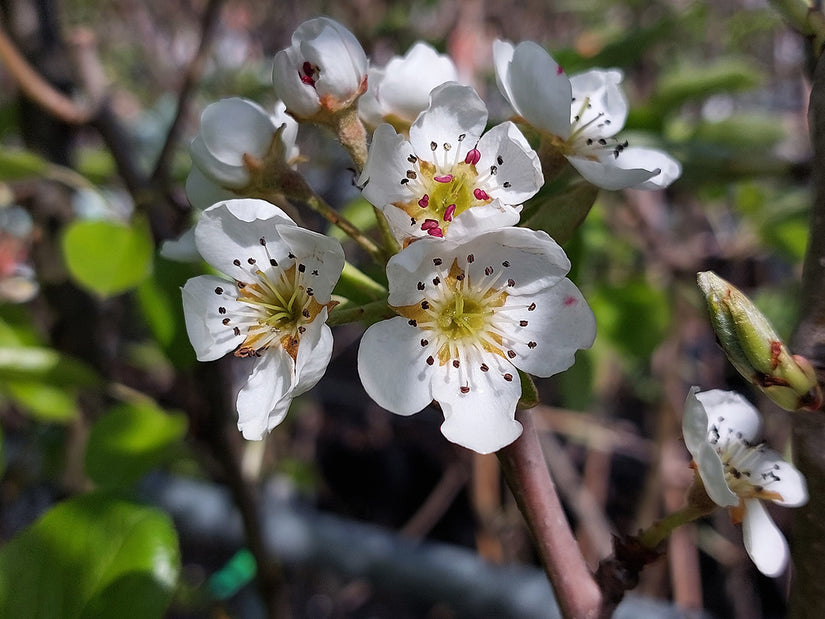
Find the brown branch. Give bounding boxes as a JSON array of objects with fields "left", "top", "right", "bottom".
[
  {"left": 150, "top": 0, "right": 226, "bottom": 183},
  {"left": 497, "top": 409, "right": 603, "bottom": 619},
  {"left": 790, "top": 49, "right": 825, "bottom": 619},
  {"left": 0, "top": 18, "right": 93, "bottom": 124}
]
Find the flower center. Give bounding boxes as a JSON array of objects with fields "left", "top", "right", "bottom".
[
  {"left": 709, "top": 423, "right": 785, "bottom": 502},
  {"left": 395, "top": 145, "right": 494, "bottom": 238},
  {"left": 233, "top": 263, "right": 325, "bottom": 360},
  {"left": 393, "top": 259, "right": 510, "bottom": 365},
  {"left": 552, "top": 95, "right": 627, "bottom": 161}
]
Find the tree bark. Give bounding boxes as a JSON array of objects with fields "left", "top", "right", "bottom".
[{"left": 790, "top": 50, "right": 825, "bottom": 619}]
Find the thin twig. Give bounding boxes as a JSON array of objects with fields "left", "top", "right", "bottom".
[
  {"left": 400, "top": 460, "right": 469, "bottom": 539},
  {"left": 0, "top": 18, "right": 93, "bottom": 124},
  {"left": 151, "top": 0, "right": 226, "bottom": 183}
]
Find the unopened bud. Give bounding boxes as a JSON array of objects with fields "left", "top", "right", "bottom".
[{"left": 697, "top": 271, "right": 822, "bottom": 411}]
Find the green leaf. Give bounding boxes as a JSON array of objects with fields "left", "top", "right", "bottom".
[
  {"left": 652, "top": 59, "right": 762, "bottom": 111},
  {"left": 3, "top": 380, "right": 78, "bottom": 422},
  {"left": 0, "top": 149, "right": 49, "bottom": 181},
  {"left": 0, "top": 493, "right": 180, "bottom": 619},
  {"left": 521, "top": 167, "right": 600, "bottom": 245},
  {"left": 136, "top": 257, "right": 200, "bottom": 367},
  {"left": 0, "top": 346, "right": 99, "bottom": 386},
  {"left": 327, "top": 197, "right": 378, "bottom": 241},
  {"left": 85, "top": 401, "right": 187, "bottom": 489},
  {"left": 62, "top": 217, "right": 154, "bottom": 298},
  {"left": 589, "top": 278, "right": 670, "bottom": 362}
]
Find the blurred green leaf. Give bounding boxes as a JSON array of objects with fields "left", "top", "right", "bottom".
[
  {"left": 137, "top": 257, "right": 200, "bottom": 367},
  {"left": 558, "top": 348, "right": 595, "bottom": 411},
  {"left": 0, "top": 492, "right": 180, "bottom": 619},
  {"left": 0, "top": 346, "right": 99, "bottom": 386},
  {"left": 651, "top": 59, "right": 762, "bottom": 111},
  {"left": 521, "top": 168, "right": 600, "bottom": 245},
  {"left": 327, "top": 196, "right": 378, "bottom": 241},
  {"left": 689, "top": 113, "right": 786, "bottom": 152},
  {"left": 553, "top": 13, "right": 681, "bottom": 74},
  {"left": 4, "top": 380, "right": 78, "bottom": 422},
  {"left": 589, "top": 278, "right": 670, "bottom": 361},
  {"left": 75, "top": 147, "right": 118, "bottom": 185},
  {"left": 0, "top": 149, "right": 49, "bottom": 181},
  {"left": 62, "top": 217, "right": 154, "bottom": 298},
  {"left": 85, "top": 401, "right": 187, "bottom": 488}
]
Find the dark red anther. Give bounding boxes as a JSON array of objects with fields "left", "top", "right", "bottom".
[
  {"left": 444, "top": 204, "right": 456, "bottom": 222},
  {"left": 464, "top": 148, "right": 481, "bottom": 165}
]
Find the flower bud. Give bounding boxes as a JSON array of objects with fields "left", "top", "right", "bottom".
[
  {"left": 697, "top": 271, "right": 822, "bottom": 411},
  {"left": 272, "top": 17, "right": 368, "bottom": 122},
  {"left": 187, "top": 98, "right": 299, "bottom": 207}
]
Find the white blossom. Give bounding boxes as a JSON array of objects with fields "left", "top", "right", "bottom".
[
  {"left": 682, "top": 388, "right": 808, "bottom": 577},
  {"left": 359, "top": 83, "right": 543, "bottom": 243},
  {"left": 272, "top": 17, "right": 368, "bottom": 120},
  {"left": 358, "top": 227, "right": 595, "bottom": 454},
  {"left": 493, "top": 40, "right": 681, "bottom": 191},
  {"left": 182, "top": 199, "right": 344, "bottom": 440},
  {"left": 161, "top": 99, "right": 299, "bottom": 262},
  {"left": 358, "top": 42, "right": 459, "bottom": 130}
]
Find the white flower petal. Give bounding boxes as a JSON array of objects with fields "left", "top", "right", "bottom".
[
  {"left": 190, "top": 135, "right": 249, "bottom": 188},
  {"left": 569, "top": 69, "right": 627, "bottom": 137},
  {"left": 236, "top": 348, "right": 296, "bottom": 440},
  {"left": 272, "top": 46, "right": 321, "bottom": 118},
  {"left": 373, "top": 42, "right": 459, "bottom": 125},
  {"left": 475, "top": 122, "right": 544, "bottom": 204},
  {"left": 271, "top": 100, "right": 300, "bottom": 163},
  {"left": 433, "top": 354, "right": 523, "bottom": 454},
  {"left": 160, "top": 226, "right": 200, "bottom": 263},
  {"left": 194, "top": 199, "right": 296, "bottom": 280},
  {"left": 742, "top": 498, "right": 789, "bottom": 577},
  {"left": 301, "top": 22, "right": 366, "bottom": 100},
  {"left": 507, "top": 278, "right": 596, "bottom": 377},
  {"left": 181, "top": 275, "right": 245, "bottom": 361},
  {"left": 682, "top": 386, "right": 710, "bottom": 459},
  {"left": 292, "top": 315, "right": 334, "bottom": 398},
  {"left": 695, "top": 389, "right": 762, "bottom": 443},
  {"left": 695, "top": 441, "right": 739, "bottom": 507},
  {"left": 492, "top": 40, "right": 518, "bottom": 114},
  {"left": 276, "top": 225, "right": 345, "bottom": 303},
  {"left": 447, "top": 200, "right": 521, "bottom": 239},
  {"left": 566, "top": 154, "right": 657, "bottom": 191},
  {"left": 613, "top": 146, "right": 681, "bottom": 190},
  {"left": 751, "top": 449, "right": 808, "bottom": 507},
  {"left": 185, "top": 167, "right": 239, "bottom": 210},
  {"left": 199, "top": 98, "right": 277, "bottom": 166},
  {"left": 463, "top": 228, "right": 571, "bottom": 296},
  {"left": 358, "top": 316, "right": 437, "bottom": 415},
  {"left": 358, "top": 66, "right": 387, "bottom": 127},
  {"left": 495, "top": 40, "right": 572, "bottom": 139},
  {"left": 360, "top": 123, "right": 417, "bottom": 206},
  {"left": 409, "top": 83, "right": 487, "bottom": 160}
]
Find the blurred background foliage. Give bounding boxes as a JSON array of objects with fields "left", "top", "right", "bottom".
[{"left": 0, "top": 0, "right": 815, "bottom": 617}]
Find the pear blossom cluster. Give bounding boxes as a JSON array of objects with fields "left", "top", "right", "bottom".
[{"left": 179, "top": 16, "right": 681, "bottom": 449}]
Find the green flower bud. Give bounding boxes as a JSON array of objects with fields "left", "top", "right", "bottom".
[{"left": 697, "top": 271, "right": 822, "bottom": 412}]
